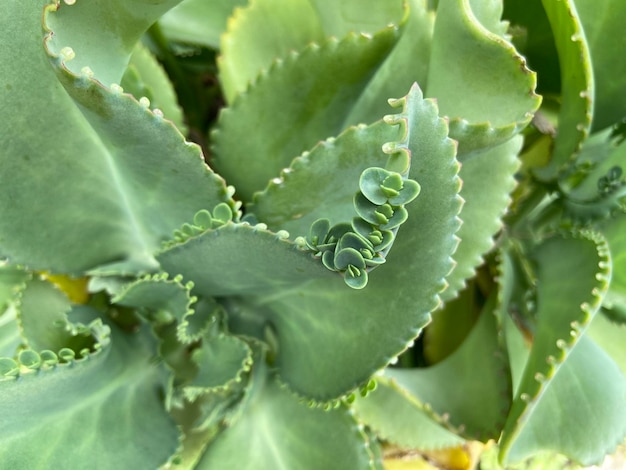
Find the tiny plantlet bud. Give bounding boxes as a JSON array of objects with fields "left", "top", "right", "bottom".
[
  {"left": 59, "top": 47, "right": 75, "bottom": 61},
  {"left": 80, "top": 66, "right": 94, "bottom": 78},
  {"left": 63, "top": 0, "right": 77, "bottom": 4},
  {"left": 139, "top": 97, "right": 150, "bottom": 108},
  {"left": 110, "top": 83, "right": 123, "bottom": 94}
]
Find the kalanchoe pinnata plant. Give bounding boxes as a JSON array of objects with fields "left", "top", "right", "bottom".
[{"left": 0, "top": 0, "right": 624, "bottom": 469}]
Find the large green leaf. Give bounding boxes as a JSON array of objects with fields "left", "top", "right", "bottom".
[
  {"left": 218, "top": 0, "right": 405, "bottom": 102},
  {"left": 502, "top": 335, "right": 626, "bottom": 466},
  {"left": 228, "top": 85, "right": 462, "bottom": 400},
  {"left": 425, "top": 0, "right": 540, "bottom": 154},
  {"left": 0, "top": 0, "right": 231, "bottom": 275},
  {"left": 212, "top": 27, "right": 400, "bottom": 202},
  {"left": 533, "top": 0, "right": 594, "bottom": 182},
  {"left": 195, "top": 363, "right": 374, "bottom": 470},
  {"left": 499, "top": 232, "right": 623, "bottom": 465},
  {"left": 0, "top": 324, "right": 179, "bottom": 468}
]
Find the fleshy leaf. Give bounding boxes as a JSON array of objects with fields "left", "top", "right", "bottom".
[
  {"left": 353, "top": 376, "right": 466, "bottom": 451},
  {"left": 225, "top": 84, "right": 462, "bottom": 400},
  {"left": 212, "top": 28, "right": 400, "bottom": 202},
  {"left": 533, "top": 0, "right": 593, "bottom": 181},
  {"left": 384, "top": 295, "right": 512, "bottom": 441},
  {"left": 0, "top": 0, "right": 232, "bottom": 275},
  {"left": 0, "top": 324, "right": 179, "bottom": 469},
  {"left": 499, "top": 231, "right": 621, "bottom": 465},
  {"left": 157, "top": 222, "right": 336, "bottom": 297},
  {"left": 195, "top": 363, "right": 374, "bottom": 470},
  {"left": 425, "top": 0, "right": 540, "bottom": 154}
]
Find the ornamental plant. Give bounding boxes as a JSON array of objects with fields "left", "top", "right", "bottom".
[{"left": 1, "top": 0, "right": 625, "bottom": 468}]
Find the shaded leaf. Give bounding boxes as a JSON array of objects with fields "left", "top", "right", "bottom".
[
  {"left": 196, "top": 364, "right": 374, "bottom": 470},
  {"left": 353, "top": 376, "right": 465, "bottom": 451},
  {"left": 385, "top": 296, "right": 511, "bottom": 441}
]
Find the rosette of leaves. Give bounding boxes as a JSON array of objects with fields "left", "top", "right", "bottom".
[
  {"left": 0, "top": 0, "right": 583, "bottom": 468},
  {"left": 351, "top": 0, "right": 626, "bottom": 468}
]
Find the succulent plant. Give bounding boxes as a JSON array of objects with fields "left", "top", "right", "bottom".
[{"left": 1, "top": 0, "right": 624, "bottom": 468}]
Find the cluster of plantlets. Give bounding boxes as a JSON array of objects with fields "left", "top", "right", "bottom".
[{"left": 1, "top": 0, "right": 624, "bottom": 468}]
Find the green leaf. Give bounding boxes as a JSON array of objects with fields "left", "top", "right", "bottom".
[
  {"left": 0, "top": 0, "right": 233, "bottom": 275},
  {"left": 218, "top": 0, "right": 405, "bottom": 102},
  {"left": 0, "top": 324, "right": 179, "bottom": 469},
  {"left": 442, "top": 136, "right": 523, "bottom": 302},
  {"left": 16, "top": 276, "right": 105, "bottom": 355},
  {"left": 159, "top": 0, "right": 249, "bottom": 49},
  {"left": 499, "top": 232, "right": 620, "bottom": 465},
  {"left": 502, "top": 335, "right": 626, "bottom": 466},
  {"left": 353, "top": 376, "right": 465, "bottom": 451},
  {"left": 425, "top": 0, "right": 540, "bottom": 154},
  {"left": 249, "top": 121, "right": 398, "bottom": 236},
  {"left": 195, "top": 364, "right": 374, "bottom": 470},
  {"left": 212, "top": 28, "right": 400, "bottom": 202},
  {"left": 157, "top": 222, "right": 336, "bottom": 297},
  {"left": 573, "top": 0, "right": 626, "bottom": 131},
  {"left": 228, "top": 85, "right": 462, "bottom": 400},
  {"left": 533, "top": 0, "right": 594, "bottom": 181},
  {"left": 385, "top": 295, "right": 512, "bottom": 441}
]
